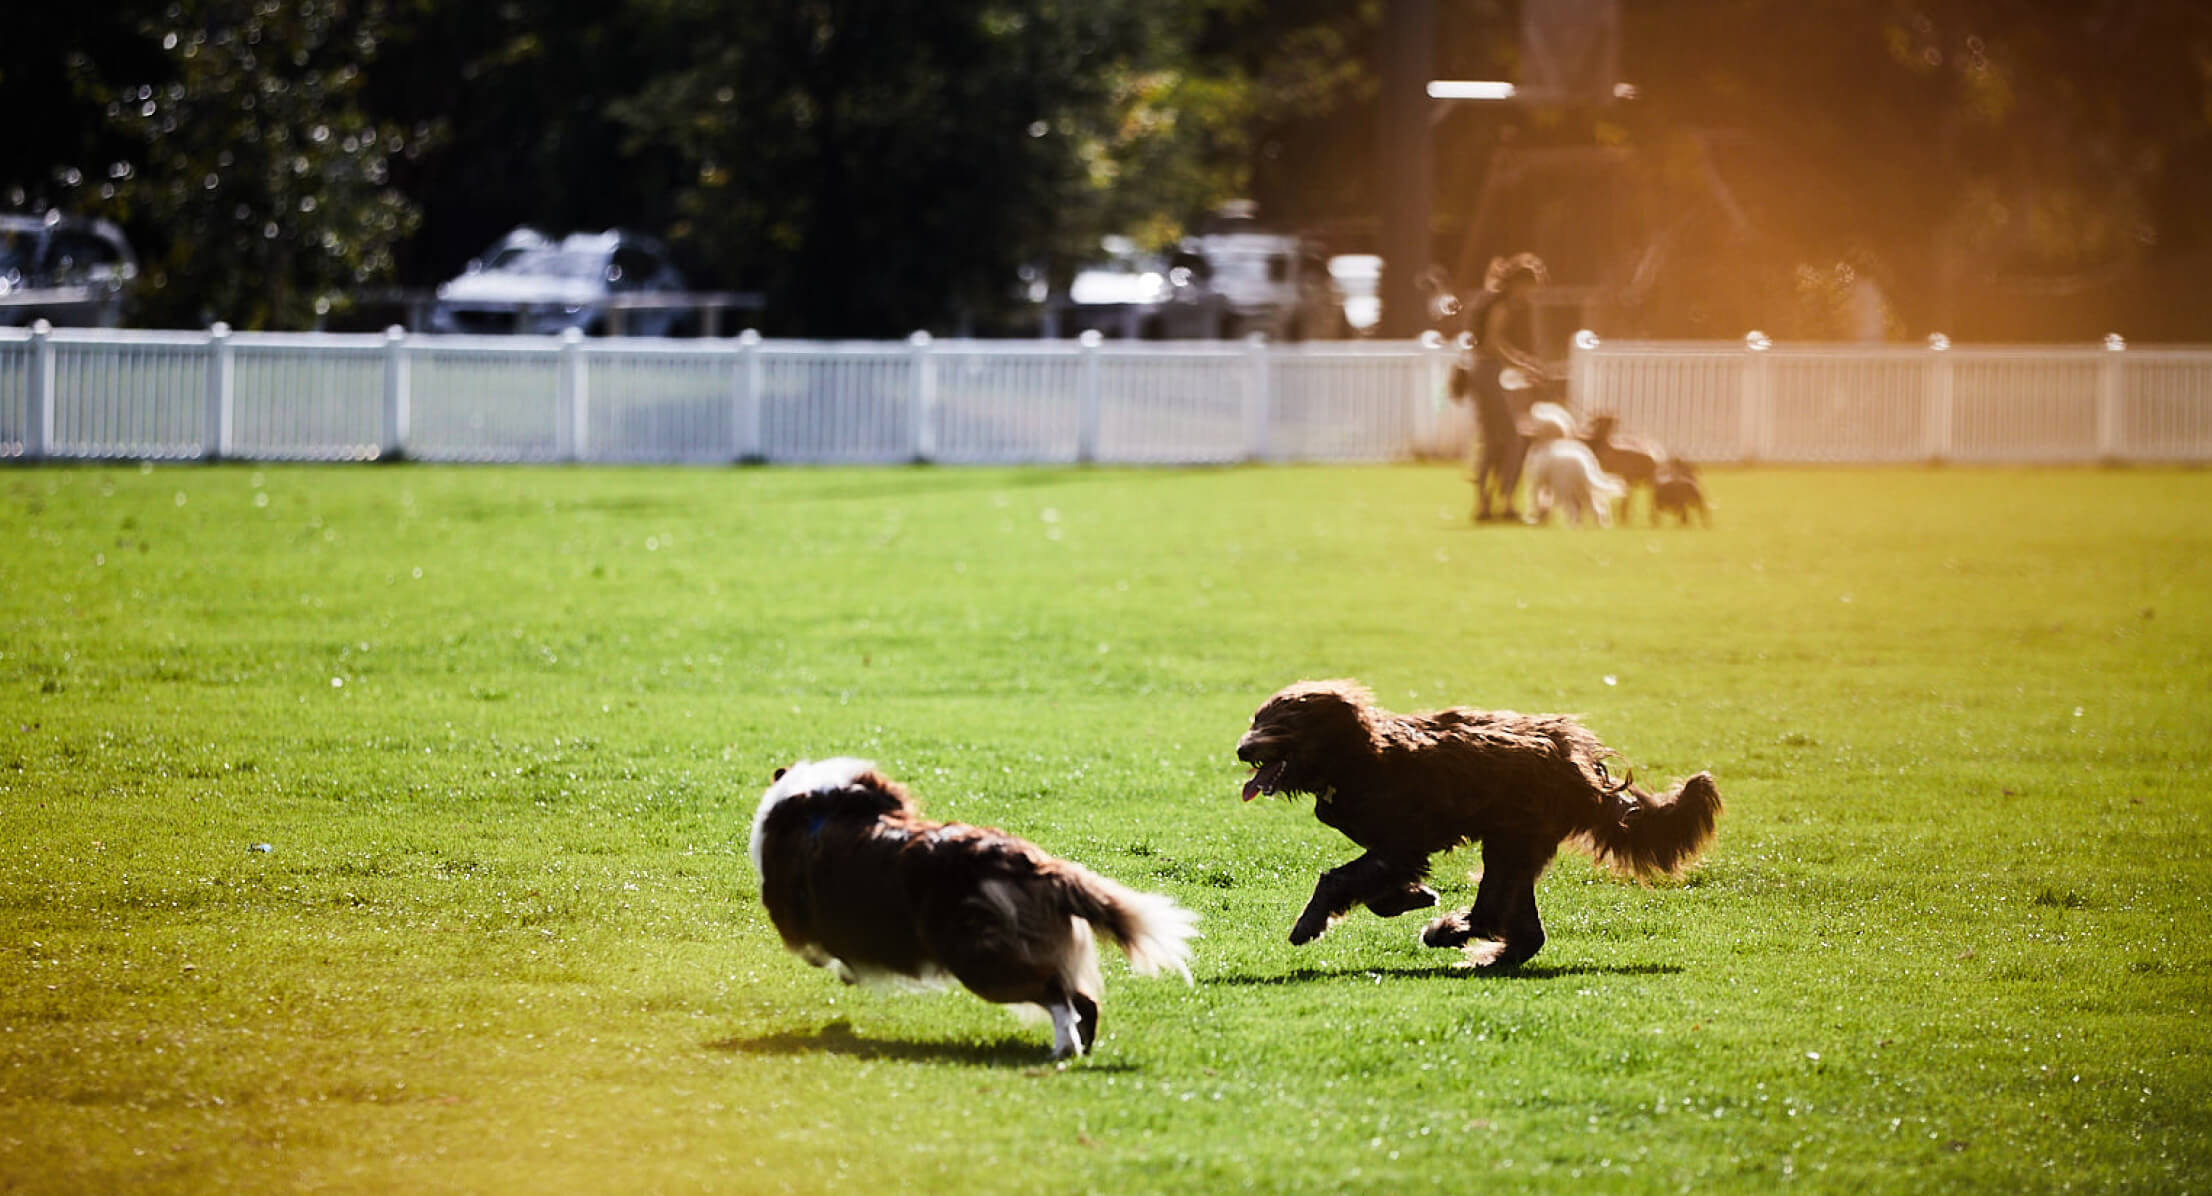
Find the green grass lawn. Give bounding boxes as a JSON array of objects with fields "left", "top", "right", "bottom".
[{"left": 3, "top": 462, "right": 2208, "bottom": 1193}]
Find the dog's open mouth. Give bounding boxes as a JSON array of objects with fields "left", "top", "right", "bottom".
[{"left": 1241, "top": 760, "right": 1286, "bottom": 802}]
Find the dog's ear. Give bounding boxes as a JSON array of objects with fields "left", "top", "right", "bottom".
[{"left": 772, "top": 766, "right": 787, "bottom": 782}]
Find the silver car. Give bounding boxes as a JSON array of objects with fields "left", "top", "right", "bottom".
[
  {"left": 428, "top": 227, "right": 690, "bottom": 336},
  {"left": 1043, "top": 237, "right": 1229, "bottom": 340},
  {"left": 0, "top": 212, "right": 139, "bottom": 327}
]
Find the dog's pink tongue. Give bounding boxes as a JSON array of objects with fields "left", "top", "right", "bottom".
[{"left": 1241, "top": 774, "right": 1262, "bottom": 802}]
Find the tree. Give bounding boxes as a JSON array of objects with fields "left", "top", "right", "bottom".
[
  {"left": 67, "top": 0, "right": 427, "bottom": 329},
  {"left": 1614, "top": 0, "right": 2212, "bottom": 339},
  {"left": 359, "top": 0, "right": 687, "bottom": 285},
  {"left": 0, "top": 4, "right": 163, "bottom": 214},
  {"left": 19, "top": 0, "right": 2208, "bottom": 338},
  {"left": 608, "top": 0, "right": 1263, "bottom": 336}
]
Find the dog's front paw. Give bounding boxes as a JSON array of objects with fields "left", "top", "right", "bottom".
[{"left": 1288, "top": 909, "right": 1337, "bottom": 945}]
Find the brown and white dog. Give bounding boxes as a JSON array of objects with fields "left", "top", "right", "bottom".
[
  {"left": 1236, "top": 681, "right": 1721, "bottom": 968},
  {"left": 751, "top": 758, "right": 1197, "bottom": 1059}
]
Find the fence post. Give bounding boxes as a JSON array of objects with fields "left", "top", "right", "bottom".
[
  {"left": 1740, "top": 330, "right": 1772, "bottom": 464},
  {"left": 1925, "top": 333, "right": 1954, "bottom": 462},
  {"left": 2097, "top": 333, "right": 2126, "bottom": 461},
  {"left": 380, "top": 325, "right": 410, "bottom": 460},
  {"left": 204, "top": 322, "right": 234, "bottom": 461},
  {"left": 1244, "top": 332, "right": 1272, "bottom": 462},
  {"left": 1076, "top": 330, "right": 1103, "bottom": 464},
  {"left": 25, "top": 320, "right": 53, "bottom": 460},
  {"left": 734, "top": 328, "right": 763, "bottom": 463},
  {"left": 909, "top": 330, "right": 937, "bottom": 463},
  {"left": 559, "top": 327, "right": 587, "bottom": 462}
]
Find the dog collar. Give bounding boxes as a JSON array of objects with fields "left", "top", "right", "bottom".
[{"left": 1317, "top": 785, "right": 1337, "bottom": 804}]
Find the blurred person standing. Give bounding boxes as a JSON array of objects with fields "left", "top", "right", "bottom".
[{"left": 1451, "top": 253, "right": 1552, "bottom": 522}]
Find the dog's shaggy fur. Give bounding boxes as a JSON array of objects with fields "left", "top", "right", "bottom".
[
  {"left": 752, "top": 758, "right": 1196, "bottom": 1059},
  {"left": 1236, "top": 681, "right": 1721, "bottom": 968},
  {"left": 1521, "top": 402, "right": 1625, "bottom": 528}
]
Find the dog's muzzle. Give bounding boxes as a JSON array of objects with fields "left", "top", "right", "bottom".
[{"left": 1236, "top": 737, "right": 1286, "bottom": 802}]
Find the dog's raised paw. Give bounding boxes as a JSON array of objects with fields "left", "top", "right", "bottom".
[{"left": 1364, "top": 885, "right": 1440, "bottom": 918}]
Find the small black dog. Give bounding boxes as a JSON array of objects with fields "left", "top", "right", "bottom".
[{"left": 1653, "top": 459, "right": 1710, "bottom": 527}]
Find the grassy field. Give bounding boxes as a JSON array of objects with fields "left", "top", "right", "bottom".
[{"left": 3, "top": 461, "right": 2209, "bottom": 1193}]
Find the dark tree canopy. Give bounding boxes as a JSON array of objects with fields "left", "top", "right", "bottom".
[
  {"left": 58, "top": 0, "right": 426, "bottom": 329},
  {"left": 1603, "top": 0, "right": 2212, "bottom": 340},
  {"left": 5, "top": 0, "right": 2206, "bottom": 339}
]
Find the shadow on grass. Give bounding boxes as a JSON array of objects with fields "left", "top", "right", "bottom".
[
  {"left": 708, "top": 1021, "right": 1136, "bottom": 1071},
  {"left": 1208, "top": 960, "right": 1685, "bottom": 986}
]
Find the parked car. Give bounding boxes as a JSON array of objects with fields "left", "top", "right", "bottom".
[
  {"left": 1179, "top": 201, "right": 1344, "bottom": 341},
  {"left": 428, "top": 228, "right": 690, "bottom": 336},
  {"left": 1043, "top": 236, "right": 1229, "bottom": 339},
  {"left": 477, "top": 225, "right": 553, "bottom": 271},
  {"left": 0, "top": 212, "right": 138, "bottom": 327}
]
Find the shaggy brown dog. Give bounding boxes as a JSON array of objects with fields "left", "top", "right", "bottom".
[
  {"left": 752, "top": 758, "right": 1196, "bottom": 1059},
  {"left": 1235, "top": 681, "right": 1721, "bottom": 968}
]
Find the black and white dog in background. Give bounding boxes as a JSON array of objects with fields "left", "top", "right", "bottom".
[{"left": 750, "top": 758, "right": 1197, "bottom": 1059}]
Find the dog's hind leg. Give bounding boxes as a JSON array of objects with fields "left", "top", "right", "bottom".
[
  {"left": 1291, "top": 852, "right": 1426, "bottom": 945},
  {"left": 1483, "top": 876, "right": 1547, "bottom": 968},
  {"left": 1046, "top": 988, "right": 1100, "bottom": 1060},
  {"left": 1421, "top": 837, "right": 1550, "bottom": 967}
]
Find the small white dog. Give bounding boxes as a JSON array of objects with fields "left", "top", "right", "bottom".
[{"left": 1521, "top": 402, "right": 1626, "bottom": 528}]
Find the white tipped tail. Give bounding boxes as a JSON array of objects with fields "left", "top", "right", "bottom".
[
  {"left": 1100, "top": 880, "right": 1200, "bottom": 984},
  {"left": 1051, "top": 863, "right": 1199, "bottom": 984}
]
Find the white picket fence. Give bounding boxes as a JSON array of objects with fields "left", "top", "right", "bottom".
[
  {"left": 1569, "top": 334, "right": 2212, "bottom": 464},
  {"left": 0, "top": 325, "right": 1450, "bottom": 466},
  {"left": 3, "top": 322, "right": 2209, "bottom": 465}
]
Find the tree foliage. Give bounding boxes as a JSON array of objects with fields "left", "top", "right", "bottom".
[
  {"left": 65, "top": 0, "right": 428, "bottom": 330},
  {"left": 606, "top": 0, "right": 1260, "bottom": 335},
  {"left": 1602, "top": 0, "right": 2212, "bottom": 338},
  {"left": 0, "top": 6, "right": 159, "bottom": 215},
  {"left": 359, "top": 0, "right": 689, "bottom": 289},
  {"left": 5, "top": 0, "right": 2208, "bottom": 338}
]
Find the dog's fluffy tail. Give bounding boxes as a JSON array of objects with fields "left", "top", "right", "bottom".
[
  {"left": 1582, "top": 771, "right": 1722, "bottom": 879},
  {"left": 1584, "top": 456, "right": 1628, "bottom": 500},
  {"left": 1053, "top": 866, "right": 1199, "bottom": 983}
]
